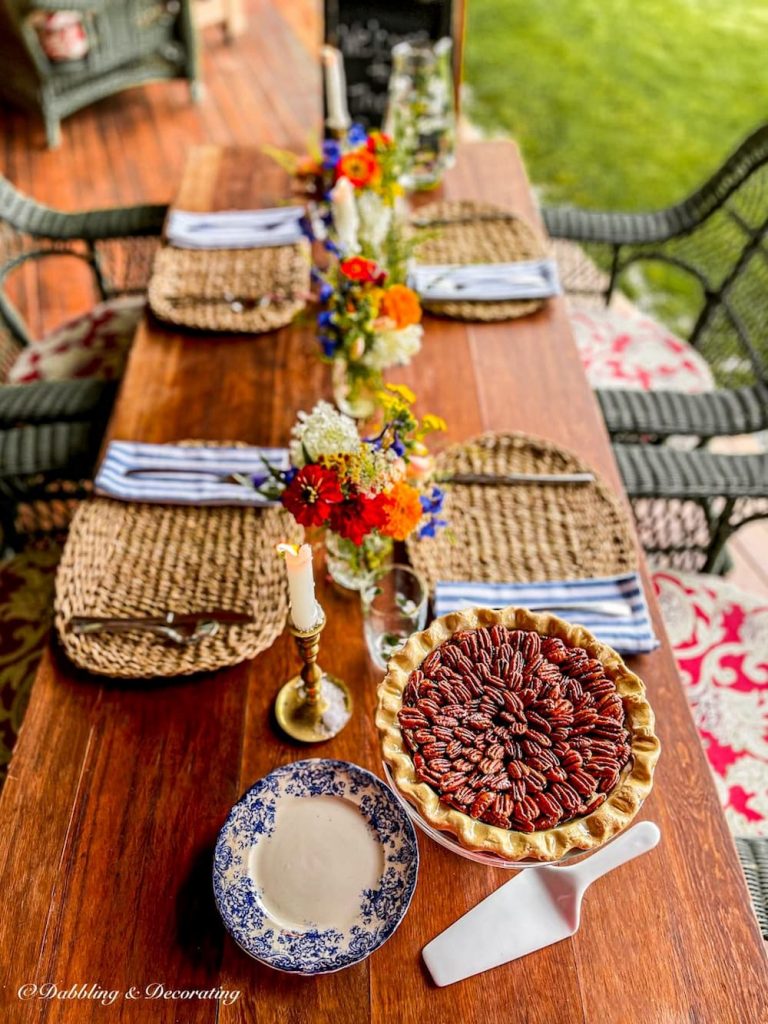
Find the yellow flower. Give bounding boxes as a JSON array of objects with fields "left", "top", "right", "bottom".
[{"left": 386, "top": 383, "right": 416, "bottom": 404}]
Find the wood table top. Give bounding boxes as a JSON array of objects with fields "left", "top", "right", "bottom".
[{"left": 1, "top": 141, "right": 766, "bottom": 1024}]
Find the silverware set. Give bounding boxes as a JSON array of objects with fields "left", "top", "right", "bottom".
[{"left": 69, "top": 610, "right": 253, "bottom": 645}]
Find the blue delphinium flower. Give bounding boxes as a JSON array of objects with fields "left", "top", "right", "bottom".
[
  {"left": 317, "top": 310, "right": 334, "bottom": 328},
  {"left": 319, "top": 282, "right": 334, "bottom": 302},
  {"left": 419, "top": 486, "right": 445, "bottom": 515},
  {"left": 319, "top": 334, "right": 340, "bottom": 358},
  {"left": 298, "top": 214, "right": 314, "bottom": 241},
  {"left": 322, "top": 139, "right": 341, "bottom": 169},
  {"left": 390, "top": 432, "right": 406, "bottom": 457},
  {"left": 347, "top": 123, "right": 368, "bottom": 148},
  {"left": 418, "top": 517, "right": 447, "bottom": 539},
  {"left": 324, "top": 238, "right": 341, "bottom": 257}
]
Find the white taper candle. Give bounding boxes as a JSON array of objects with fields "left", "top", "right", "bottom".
[
  {"left": 278, "top": 543, "right": 319, "bottom": 630},
  {"left": 321, "top": 45, "right": 351, "bottom": 132}
]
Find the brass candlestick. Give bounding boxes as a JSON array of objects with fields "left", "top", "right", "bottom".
[{"left": 274, "top": 607, "right": 353, "bottom": 743}]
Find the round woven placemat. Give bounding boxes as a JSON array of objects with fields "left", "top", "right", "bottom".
[
  {"left": 55, "top": 500, "right": 302, "bottom": 678},
  {"left": 412, "top": 200, "right": 547, "bottom": 322},
  {"left": 148, "top": 239, "right": 310, "bottom": 333},
  {"left": 406, "top": 432, "right": 637, "bottom": 592}
]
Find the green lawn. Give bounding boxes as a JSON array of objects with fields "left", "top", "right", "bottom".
[{"left": 464, "top": 0, "right": 768, "bottom": 212}]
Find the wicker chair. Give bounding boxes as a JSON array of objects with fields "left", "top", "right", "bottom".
[
  {"left": 0, "top": 0, "right": 199, "bottom": 148},
  {"left": 0, "top": 173, "right": 166, "bottom": 546},
  {"left": 543, "top": 123, "right": 768, "bottom": 572}
]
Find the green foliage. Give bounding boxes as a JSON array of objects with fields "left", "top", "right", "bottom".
[{"left": 464, "top": 0, "right": 768, "bottom": 212}]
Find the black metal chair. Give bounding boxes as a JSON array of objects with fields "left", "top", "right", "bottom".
[
  {"left": 543, "top": 123, "right": 768, "bottom": 571},
  {"left": 0, "top": 173, "right": 166, "bottom": 546}
]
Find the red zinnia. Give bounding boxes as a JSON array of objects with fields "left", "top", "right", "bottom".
[
  {"left": 281, "top": 465, "right": 343, "bottom": 527},
  {"left": 329, "top": 493, "right": 387, "bottom": 545},
  {"left": 340, "top": 256, "right": 381, "bottom": 284}
]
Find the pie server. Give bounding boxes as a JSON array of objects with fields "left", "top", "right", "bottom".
[{"left": 422, "top": 820, "right": 660, "bottom": 987}]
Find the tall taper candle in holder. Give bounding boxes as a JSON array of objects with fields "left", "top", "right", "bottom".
[
  {"left": 321, "top": 44, "right": 351, "bottom": 138},
  {"left": 275, "top": 543, "right": 352, "bottom": 743}
]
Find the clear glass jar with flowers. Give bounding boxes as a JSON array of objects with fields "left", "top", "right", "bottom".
[
  {"left": 252, "top": 387, "right": 447, "bottom": 590},
  {"left": 318, "top": 255, "right": 424, "bottom": 419}
]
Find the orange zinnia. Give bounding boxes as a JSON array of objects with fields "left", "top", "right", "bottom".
[
  {"left": 337, "top": 148, "right": 381, "bottom": 188},
  {"left": 379, "top": 481, "right": 423, "bottom": 541},
  {"left": 380, "top": 284, "right": 422, "bottom": 328}
]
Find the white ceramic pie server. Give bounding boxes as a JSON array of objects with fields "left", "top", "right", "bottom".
[{"left": 423, "top": 820, "right": 661, "bottom": 987}]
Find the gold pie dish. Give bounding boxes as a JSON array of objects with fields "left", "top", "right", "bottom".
[{"left": 376, "top": 606, "right": 661, "bottom": 862}]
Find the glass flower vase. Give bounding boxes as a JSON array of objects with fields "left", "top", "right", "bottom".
[
  {"left": 331, "top": 359, "right": 378, "bottom": 420},
  {"left": 325, "top": 531, "right": 394, "bottom": 591},
  {"left": 384, "top": 37, "right": 456, "bottom": 191}
]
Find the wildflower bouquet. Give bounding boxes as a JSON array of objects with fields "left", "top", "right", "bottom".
[
  {"left": 317, "top": 255, "right": 423, "bottom": 415},
  {"left": 257, "top": 387, "right": 446, "bottom": 585},
  {"left": 268, "top": 125, "right": 428, "bottom": 415}
]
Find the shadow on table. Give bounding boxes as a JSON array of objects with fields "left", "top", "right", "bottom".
[{"left": 176, "top": 841, "right": 227, "bottom": 970}]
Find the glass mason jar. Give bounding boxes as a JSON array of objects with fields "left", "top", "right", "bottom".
[
  {"left": 331, "top": 358, "right": 378, "bottom": 420},
  {"left": 385, "top": 37, "right": 456, "bottom": 191},
  {"left": 325, "top": 530, "right": 394, "bottom": 592}
]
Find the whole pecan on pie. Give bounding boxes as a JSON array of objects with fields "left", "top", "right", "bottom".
[{"left": 377, "top": 607, "right": 660, "bottom": 861}]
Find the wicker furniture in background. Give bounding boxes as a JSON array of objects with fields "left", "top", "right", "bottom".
[
  {"left": 0, "top": 0, "right": 199, "bottom": 147},
  {"left": 544, "top": 123, "right": 768, "bottom": 572},
  {"left": 0, "top": 173, "right": 167, "bottom": 545}
]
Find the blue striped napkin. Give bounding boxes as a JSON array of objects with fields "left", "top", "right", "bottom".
[
  {"left": 434, "top": 572, "right": 658, "bottom": 655},
  {"left": 409, "top": 259, "right": 561, "bottom": 302},
  {"left": 94, "top": 440, "right": 288, "bottom": 506},
  {"left": 167, "top": 208, "right": 305, "bottom": 250}
]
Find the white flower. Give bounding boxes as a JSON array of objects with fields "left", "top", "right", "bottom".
[
  {"left": 330, "top": 176, "right": 359, "bottom": 254},
  {"left": 363, "top": 324, "right": 423, "bottom": 371},
  {"left": 289, "top": 400, "right": 361, "bottom": 465},
  {"left": 356, "top": 190, "right": 392, "bottom": 254}
]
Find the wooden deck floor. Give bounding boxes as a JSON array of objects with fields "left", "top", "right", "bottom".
[{"left": 0, "top": 0, "right": 765, "bottom": 598}]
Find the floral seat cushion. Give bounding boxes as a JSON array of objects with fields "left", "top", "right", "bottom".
[
  {"left": 5, "top": 295, "right": 144, "bottom": 385},
  {"left": 653, "top": 569, "right": 768, "bottom": 836},
  {"left": 569, "top": 304, "right": 715, "bottom": 393}
]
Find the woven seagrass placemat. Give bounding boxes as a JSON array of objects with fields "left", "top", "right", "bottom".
[
  {"left": 148, "top": 239, "right": 310, "bottom": 333},
  {"left": 406, "top": 432, "right": 637, "bottom": 592},
  {"left": 55, "top": 500, "right": 302, "bottom": 678},
  {"left": 412, "top": 200, "right": 548, "bottom": 322}
]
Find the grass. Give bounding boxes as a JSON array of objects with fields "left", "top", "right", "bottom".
[{"left": 463, "top": 0, "right": 768, "bottom": 212}]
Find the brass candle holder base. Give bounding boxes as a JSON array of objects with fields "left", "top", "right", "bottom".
[{"left": 274, "top": 608, "right": 353, "bottom": 743}]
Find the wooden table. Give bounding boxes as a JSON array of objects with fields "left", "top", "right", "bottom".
[{"left": 1, "top": 142, "right": 766, "bottom": 1024}]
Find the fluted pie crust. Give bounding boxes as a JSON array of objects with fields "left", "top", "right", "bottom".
[{"left": 376, "top": 606, "right": 661, "bottom": 862}]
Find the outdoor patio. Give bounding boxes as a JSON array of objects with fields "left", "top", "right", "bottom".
[{"left": 0, "top": 2, "right": 765, "bottom": 1021}]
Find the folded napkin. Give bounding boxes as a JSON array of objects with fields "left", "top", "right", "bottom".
[
  {"left": 95, "top": 440, "right": 288, "bottom": 506},
  {"left": 166, "top": 207, "right": 305, "bottom": 250},
  {"left": 434, "top": 572, "right": 659, "bottom": 655},
  {"left": 410, "top": 259, "right": 561, "bottom": 302}
]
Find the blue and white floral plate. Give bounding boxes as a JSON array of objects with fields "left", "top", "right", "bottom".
[{"left": 213, "top": 758, "right": 419, "bottom": 974}]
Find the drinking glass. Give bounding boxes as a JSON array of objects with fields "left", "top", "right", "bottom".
[{"left": 361, "top": 564, "right": 428, "bottom": 670}]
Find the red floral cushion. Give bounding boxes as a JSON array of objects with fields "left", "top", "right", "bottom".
[
  {"left": 6, "top": 296, "right": 144, "bottom": 385},
  {"left": 653, "top": 569, "right": 768, "bottom": 836},
  {"left": 570, "top": 304, "right": 715, "bottom": 393}
]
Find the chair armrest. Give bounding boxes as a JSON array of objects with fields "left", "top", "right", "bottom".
[
  {"left": 614, "top": 444, "right": 767, "bottom": 500},
  {"left": 542, "top": 204, "right": 685, "bottom": 246},
  {"left": 598, "top": 385, "right": 768, "bottom": 440},
  {"left": 0, "top": 421, "right": 100, "bottom": 489},
  {"left": 0, "top": 379, "right": 117, "bottom": 429},
  {"left": 0, "top": 185, "right": 168, "bottom": 242}
]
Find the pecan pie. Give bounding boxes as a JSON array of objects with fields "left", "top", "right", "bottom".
[{"left": 377, "top": 606, "right": 660, "bottom": 861}]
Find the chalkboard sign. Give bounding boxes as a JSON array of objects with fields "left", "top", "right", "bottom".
[{"left": 324, "top": 0, "right": 461, "bottom": 130}]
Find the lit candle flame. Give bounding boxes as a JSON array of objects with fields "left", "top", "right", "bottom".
[{"left": 276, "top": 543, "right": 300, "bottom": 557}]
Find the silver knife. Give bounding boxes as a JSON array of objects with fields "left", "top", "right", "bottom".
[
  {"left": 69, "top": 610, "right": 253, "bottom": 634},
  {"left": 441, "top": 472, "right": 594, "bottom": 486}
]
